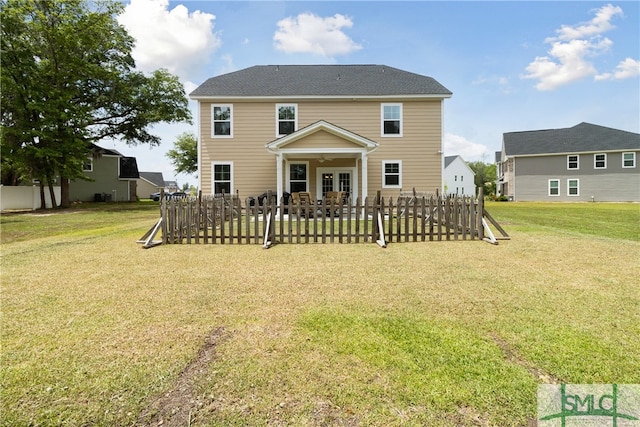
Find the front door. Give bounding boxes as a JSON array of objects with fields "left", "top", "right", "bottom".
[{"left": 317, "top": 168, "right": 356, "bottom": 200}]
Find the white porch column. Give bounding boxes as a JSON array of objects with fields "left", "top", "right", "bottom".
[
  {"left": 361, "top": 152, "right": 368, "bottom": 202},
  {"left": 276, "top": 153, "right": 283, "bottom": 217}
]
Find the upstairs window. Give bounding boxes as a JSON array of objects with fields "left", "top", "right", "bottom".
[
  {"left": 381, "top": 103, "right": 402, "bottom": 137},
  {"left": 594, "top": 153, "right": 607, "bottom": 169},
  {"left": 83, "top": 157, "right": 93, "bottom": 172},
  {"left": 276, "top": 104, "right": 297, "bottom": 137},
  {"left": 622, "top": 152, "right": 636, "bottom": 168},
  {"left": 212, "top": 105, "right": 233, "bottom": 138},
  {"left": 567, "top": 155, "right": 579, "bottom": 170}
]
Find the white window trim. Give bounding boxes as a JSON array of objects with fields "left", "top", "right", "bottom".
[
  {"left": 567, "top": 178, "right": 579, "bottom": 197},
  {"left": 567, "top": 154, "right": 579, "bottom": 170},
  {"left": 622, "top": 152, "right": 636, "bottom": 168},
  {"left": 276, "top": 104, "right": 298, "bottom": 138},
  {"left": 594, "top": 153, "right": 607, "bottom": 169},
  {"left": 381, "top": 103, "right": 403, "bottom": 137},
  {"left": 211, "top": 161, "right": 233, "bottom": 195},
  {"left": 286, "top": 161, "right": 309, "bottom": 192},
  {"left": 211, "top": 104, "right": 233, "bottom": 138},
  {"left": 382, "top": 160, "right": 402, "bottom": 189},
  {"left": 548, "top": 179, "right": 560, "bottom": 197},
  {"left": 83, "top": 157, "right": 93, "bottom": 172}
]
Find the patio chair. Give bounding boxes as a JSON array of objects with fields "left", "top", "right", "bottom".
[{"left": 292, "top": 192, "right": 314, "bottom": 217}]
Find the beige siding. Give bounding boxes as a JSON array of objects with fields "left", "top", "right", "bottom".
[{"left": 199, "top": 99, "right": 443, "bottom": 199}]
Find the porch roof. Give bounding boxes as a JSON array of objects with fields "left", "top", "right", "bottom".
[{"left": 265, "top": 120, "right": 378, "bottom": 157}]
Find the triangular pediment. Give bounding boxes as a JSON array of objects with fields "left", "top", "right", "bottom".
[{"left": 266, "top": 120, "right": 378, "bottom": 153}]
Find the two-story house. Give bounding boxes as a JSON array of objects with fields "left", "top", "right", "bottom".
[
  {"left": 496, "top": 122, "right": 640, "bottom": 201},
  {"left": 189, "top": 65, "right": 452, "bottom": 203},
  {"left": 443, "top": 155, "right": 475, "bottom": 196}
]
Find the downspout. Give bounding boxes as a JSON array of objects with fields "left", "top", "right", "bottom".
[{"left": 197, "top": 101, "right": 202, "bottom": 192}]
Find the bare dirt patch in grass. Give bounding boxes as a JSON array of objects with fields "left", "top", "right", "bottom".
[{"left": 135, "top": 327, "right": 227, "bottom": 427}]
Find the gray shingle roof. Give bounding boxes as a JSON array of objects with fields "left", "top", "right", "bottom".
[
  {"left": 190, "top": 65, "right": 452, "bottom": 98},
  {"left": 139, "top": 172, "right": 165, "bottom": 187},
  {"left": 444, "top": 156, "right": 457, "bottom": 168},
  {"left": 503, "top": 122, "right": 640, "bottom": 156}
]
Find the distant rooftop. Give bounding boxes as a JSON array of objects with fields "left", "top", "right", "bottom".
[
  {"left": 190, "top": 65, "right": 452, "bottom": 98},
  {"left": 503, "top": 122, "right": 640, "bottom": 156}
]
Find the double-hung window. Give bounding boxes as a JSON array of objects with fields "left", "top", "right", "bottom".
[
  {"left": 622, "top": 152, "right": 636, "bottom": 168},
  {"left": 594, "top": 153, "right": 607, "bottom": 169},
  {"left": 276, "top": 104, "right": 297, "bottom": 137},
  {"left": 83, "top": 157, "right": 93, "bottom": 172},
  {"left": 289, "top": 163, "right": 308, "bottom": 193},
  {"left": 381, "top": 103, "right": 402, "bottom": 137},
  {"left": 212, "top": 162, "right": 233, "bottom": 195},
  {"left": 567, "top": 179, "right": 579, "bottom": 196},
  {"left": 382, "top": 160, "right": 402, "bottom": 188},
  {"left": 567, "top": 155, "right": 579, "bottom": 170},
  {"left": 548, "top": 179, "right": 559, "bottom": 196},
  {"left": 212, "top": 105, "right": 233, "bottom": 138}
]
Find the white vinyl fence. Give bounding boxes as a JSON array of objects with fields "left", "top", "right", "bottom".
[{"left": 0, "top": 185, "right": 61, "bottom": 211}]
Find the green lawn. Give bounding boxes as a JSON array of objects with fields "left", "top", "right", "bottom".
[{"left": 1, "top": 201, "right": 638, "bottom": 426}]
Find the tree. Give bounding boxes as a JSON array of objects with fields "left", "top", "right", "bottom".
[
  {"left": 0, "top": 0, "right": 192, "bottom": 208},
  {"left": 468, "top": 161, "right": 497, "bottom": 197},
  {"left": 166, "top": 132, "right": 198, "bottom": 175}
]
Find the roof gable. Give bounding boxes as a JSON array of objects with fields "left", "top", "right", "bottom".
[
  {"left": 266, "top": 120, "right": 378, "bottom": 152},
  {"left": 190, "top": 65, "right": 452, "bottom": 99},
  {"left": 503, "top": 122, "right": 640, "bottom": 156}
]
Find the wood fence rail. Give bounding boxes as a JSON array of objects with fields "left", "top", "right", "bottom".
[{"left": 144, "top": 190, "right": 508, "bottom": 248}]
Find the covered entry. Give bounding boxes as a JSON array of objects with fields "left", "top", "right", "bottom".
[{"left": 265, "top": 120, "right": 378, "bottom": 203}]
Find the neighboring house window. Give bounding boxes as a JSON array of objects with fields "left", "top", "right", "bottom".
[
  {"left": 212, "top": 104, "right": 233, "bottom": 137},
  {"left": 567, "top": 179, "right": 579, "bottom": 196},
  {"left": 83, "top": 157, "right": 93, "bottom": 172},
  {"left": 381, "top": 103, "right": 402, "bottom": 137},
  {"left": 548, "top": 179, "right": 560, "bottom": 196},
  {"left": 594, "top": 153, "right": 606, "bottom": 169},
  {"left": 622, "top": 152, "right": 636, "bottom": 168},
  {"left": 454, "top": 175, "right": 457, "bottom": 181},
  {"left": 461, "top": 176, "right": 464, "bottom": 182},
  {"left": 289, "top": 163, "right": 307, "bottom": 193},
  {"left": 276, "top": 104, "right": 297, "bottom": 137},
  {"left": 212, "top": 162, "right": 233, "bottom": 194},
  {"left": 567, "top": 155, "right": 579, "bottom": 170},
  {"left": 382, "top": 160, "right": 402, "bottom": 188}
]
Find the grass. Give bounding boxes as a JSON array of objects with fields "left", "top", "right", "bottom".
[{"left": 1, "top": 201, "right": 639, "bottom": 426}]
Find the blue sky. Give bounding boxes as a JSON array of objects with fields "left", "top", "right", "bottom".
[{"left": 114, "top": 1, "right": 640, "bottom": 188}]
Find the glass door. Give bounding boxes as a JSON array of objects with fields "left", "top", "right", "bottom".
[{"left": 317, "top": 168, "right": 354, "bottom": 199}]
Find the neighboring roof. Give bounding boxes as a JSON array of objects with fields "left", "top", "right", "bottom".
[
  {"left": 444, "top": 155, "right": 458, "bottom": 168},
  {"left": 503, "top": 122, "right": 640, "bottom": 156},
  {"left": 190, "top": 65, "right": 452, "bottom": 98},
  {"left": 139, "top": 171, "right": 165, "bottom": 187},
  {"left": 90, "top": 143, "right": 121, "bottom": 157},
  {"left": 119, "top": 157, "right": 139, "bottom": 179}
]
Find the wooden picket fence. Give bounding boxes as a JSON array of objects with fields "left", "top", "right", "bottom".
[{"left": 136, "top": 190, "right": 509, "bottom": 248}]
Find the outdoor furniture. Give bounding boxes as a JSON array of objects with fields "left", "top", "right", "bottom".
[{"left": 292, "top": 192, "right": 314, "bottom": 217}]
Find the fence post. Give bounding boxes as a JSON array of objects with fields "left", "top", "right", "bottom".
[{"left": 477, "top": 187, "right": 484, "bottom": 240}]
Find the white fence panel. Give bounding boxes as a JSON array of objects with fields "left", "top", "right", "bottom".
[{"left": 0, "top": 185, "right": 61, "bottom": 211}]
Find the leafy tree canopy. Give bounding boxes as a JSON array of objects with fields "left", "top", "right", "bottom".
[
  {"left": 0, "top": 0, "right": 192, "bottom": 207},
  {"left": 166, "top": 132, "right": 198, "bottom": 176},
  {"left": 467, "top": 161, "right": 497, "bottom": 197}
]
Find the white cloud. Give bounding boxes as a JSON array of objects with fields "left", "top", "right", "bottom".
[
  {"left": 595, "top": 58, "right": 640, "bottom": 81},
  {"left": 547, "top": 4, "right": 623, "bottom": 42},
  {"left": 118, "top": 0, "right": 221, "bottom": 80},
  {"left": 521, "top": 4, "right": 636, "bottom": 91},
  {"left": 273, "top": 12, "right": 362, "bottom": 57},
  {"left": 444, "top": 134, "right": 489, "bottom": 161}
]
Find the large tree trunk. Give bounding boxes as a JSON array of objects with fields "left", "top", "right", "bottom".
[
  {"left": 60, "top": 177, "right": 70, "bottom": 208},
  {"left": 39, "top": 182, "right": 46, "bottom": 210},
  {"left": 47, "top": 181, "right": 58, "bottom": 209}
]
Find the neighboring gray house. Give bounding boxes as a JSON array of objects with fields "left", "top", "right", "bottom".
[
  {"left": 443, "top": 155, "right": 475, "bottom": 195},
  {"left": 497, "top": 122, "right": 640, "bottom": 202},
  {"left": 69, "top": 144, "right": 140, "bottom": 202},
  {"left": 137, "top": 172, "right": 165, "bottom": 199}
]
